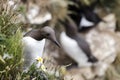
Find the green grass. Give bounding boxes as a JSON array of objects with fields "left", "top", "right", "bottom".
[{"left": 0, "top": 5, "right": 23, "bottom": 79}]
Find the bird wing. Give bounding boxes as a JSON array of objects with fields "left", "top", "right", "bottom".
[
  {"left": 73, "top": 35, "right": 98, "bottom": 62},
  {"left": 74, "top": 35, "right": 91, "bottom": 57}
]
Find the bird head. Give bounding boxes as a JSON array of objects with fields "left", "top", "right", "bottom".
[{"left": 41, "top": 26, "right": 61, "bottom": 48}]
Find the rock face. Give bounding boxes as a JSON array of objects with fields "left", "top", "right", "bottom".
[
  {"left": 97, "top": 14, "right": 116, "bottom": 32},
  {"left": 86, "top": 29, "right": 117, "bottom": 63},
  {"left": 84, "top": 14, "right": 119, "bottom": 77},
  {"left": 26, "top": 3, "right": 52, "bottom": 24}
]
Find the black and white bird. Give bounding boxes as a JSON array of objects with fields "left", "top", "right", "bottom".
[
  {"left": 22, "top": 26, "right": 60, "bottom": 71},
  {"left": 68, "top": 0, "right": 103, "bottom": 32},
  {"left": 60, "top": 18, "right": 98, "bottom": 68},
  {"left": 78, "top": 5, "right": 102, "bottom": 31}
]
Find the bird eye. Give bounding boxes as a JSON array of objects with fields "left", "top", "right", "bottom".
[{"left": 46, "top": 33, "right": 50, "bottom": 36}]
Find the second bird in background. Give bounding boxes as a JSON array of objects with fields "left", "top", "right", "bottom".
[{"left": 59, "top": 18, "right": 98, "bottom": 68}]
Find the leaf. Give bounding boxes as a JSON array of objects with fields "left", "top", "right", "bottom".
[{"left": 0, "top": 55, "right": 5, "bottom": 64}]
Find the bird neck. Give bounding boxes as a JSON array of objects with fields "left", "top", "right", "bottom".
[{"left": 63, "top": 18, "right": 78, "bottom": 38}]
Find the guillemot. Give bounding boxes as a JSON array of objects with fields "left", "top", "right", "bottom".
[
  {"left": 60, "top": 18, "right": 98, "bottom": 68},
  {"left": 22, "top": 26, "right": 60, "bottom": 71},
  {"left": 68, "top": 0, "right": 103, "bottom": 32},
  {"left": 78, "top": 5, "right": 102, "bottom": 31}
]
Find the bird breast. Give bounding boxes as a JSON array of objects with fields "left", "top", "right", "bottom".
[
  {"left": 22, "top": 37, "right": 46, "bottom": 58},
  {"left": 60, "top": 32, "right": 92, "bottom": 67},
  {"left": 22, "top": 37, "right": 46, "bottom": 69}
]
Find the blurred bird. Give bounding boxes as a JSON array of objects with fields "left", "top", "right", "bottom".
[
  {"left": 78, "top": 5, "right": 103, "bottom": 31},
  {"left": 22, "top": 26, "right": 60, "bottom": 71},
  {"left": 68, "top": 0, "right": 103, "bottom": 32},
  {"left": 60, "top": 18, "right": 98, "bottom": 68}
]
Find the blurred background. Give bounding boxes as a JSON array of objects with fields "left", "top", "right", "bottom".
[{"left": 1, "top": 0, "right": 120, "bottom": 80}]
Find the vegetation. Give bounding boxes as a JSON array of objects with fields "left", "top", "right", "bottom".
[{"left": 0, "top": 1, "right": 23, "bottom": 79}]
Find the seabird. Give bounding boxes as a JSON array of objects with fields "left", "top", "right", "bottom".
[
  {"left": 22, "top": 26, "right": 60, "bottom": 71},
  {"left": 60, "top": 18, "right": 98, "bottom": 68},
  {"left": 68, "top": 0, "right": 103, "bottom": 32},
  {"left": 78, "top": 5, "right": 102, "bottom": 31}
]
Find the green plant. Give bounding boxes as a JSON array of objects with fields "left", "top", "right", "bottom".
[{"left": 0, "top": 0, "right": 23, "bottom": 79}]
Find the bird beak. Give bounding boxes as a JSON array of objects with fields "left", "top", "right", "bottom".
[
  {"left": 49, "top": 35, "right": 61, "bottom": 48},
  {"left": 54, "top": 40, "right": 61, "bottom": 48}
]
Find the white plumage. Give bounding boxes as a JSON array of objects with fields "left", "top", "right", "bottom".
[
  {"left": 60, "top": 32, "right": 92, "bottom": 67},
  {"left": 79, "top": 16, "right": 94, "bottom": 27},
  {"left": 22, "top": 37, "right": 46, "bottom": 71}
]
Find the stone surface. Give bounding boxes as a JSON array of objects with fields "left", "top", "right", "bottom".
[
  {"left": 64, "top": 68, "right": 85, "bottom": 80},
  {"left": 84, "top": 14, "right": 120, "bottom": 77},
  {"left": 86, "top": 29, "right": 117, "bottom": 62},
  {"left": 98, "top": 14, "right": 116, "bottom": 32},
  {"left": 26, "top": 2, "right": 52, "bottom": 24}
]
